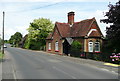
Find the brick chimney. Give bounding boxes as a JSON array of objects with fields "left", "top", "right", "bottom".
[{"left": 68, "top": 11, "right": 75, "bottom": 25}]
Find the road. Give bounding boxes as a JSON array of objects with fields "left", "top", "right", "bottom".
[{"left": 2, "top": 44, "right": 118, "bottom": 79}]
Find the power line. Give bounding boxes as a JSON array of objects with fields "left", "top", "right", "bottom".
[{"left": 8, "top": 1, "right": 64, "bottom": 13}]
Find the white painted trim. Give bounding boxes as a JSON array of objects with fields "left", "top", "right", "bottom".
[{"left": 87, "top": 29, "right": 97, "bottom": 36}]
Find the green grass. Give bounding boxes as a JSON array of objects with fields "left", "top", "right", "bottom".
[{"left": 0, "top": 52, "right": 4, "bottom": 60}]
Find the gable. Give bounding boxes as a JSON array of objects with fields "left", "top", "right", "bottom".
[
  {"left": 87, "top": 20, "right": 103, "bottom": 37},
  {"left": 52, "top": 25, "right": 62, "bottom": 39},
  {"left": 56, "top": 22, "right": 70, "bottom": 38},
  {"left": 46, "top": 24, "right": 62, "bottom": 40}
]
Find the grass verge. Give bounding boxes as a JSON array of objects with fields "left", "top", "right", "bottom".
[{"left": 0, "top": 52, "right": 4, "bottom": 61}]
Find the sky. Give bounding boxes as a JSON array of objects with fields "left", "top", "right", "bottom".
[{"left": 0, "top": 0, "right": 118, "bottom": 40}]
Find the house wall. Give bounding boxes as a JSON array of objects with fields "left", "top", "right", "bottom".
[{"left": 46, "top": 28, "right": 63, "bottom": 55}]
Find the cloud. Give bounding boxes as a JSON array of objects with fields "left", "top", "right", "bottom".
[{"left": 4, "top": 25, "right": 28, "bottom": 40}]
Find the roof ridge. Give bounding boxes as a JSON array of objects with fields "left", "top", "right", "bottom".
[
  {"left": 72, "top": 17, "right": 95, "bottom": 24},
  {"left": 56, "top": 22, "right": 68, "bottom": 24}
]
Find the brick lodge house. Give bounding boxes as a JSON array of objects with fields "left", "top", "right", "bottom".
[{"left": 46, "top": 12, "right": 104, "bottom": 55}]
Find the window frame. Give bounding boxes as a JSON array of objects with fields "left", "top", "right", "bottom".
[
  {"left": 55, "top": 41, "right": 59, "bottom": 52},
  {"left": 94, "top": 42, "right": 100, "bottom": 52},
  {"left": 88, "top": 41, "right": 93, "bottom": 52},
  {"left": 48, "top": 42, "right": 51, "bottom": 51}
]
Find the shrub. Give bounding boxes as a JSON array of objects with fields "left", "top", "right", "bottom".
[
  {"left": 71, "top": 40, "right": 82, "bottom": 51},
  {"left": 70, "top": 40, "right": 82, "bottom": 57}
]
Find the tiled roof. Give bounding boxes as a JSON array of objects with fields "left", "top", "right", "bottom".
[
  {"left": 46, "top": 17, "right": 102, "bottom": 39},
  {"left": 56, "top": 22, "right": 70, "bottom": 37},
  {"left": 71, "top": 18, "right": 93, "bottom": 37}
]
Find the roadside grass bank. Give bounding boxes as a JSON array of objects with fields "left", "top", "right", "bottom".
[{"left": 0, "top": 52, "right": 4, "bottom": 62}]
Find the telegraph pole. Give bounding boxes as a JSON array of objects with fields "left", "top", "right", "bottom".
[{"left": 2, "top": 11, "right": 5, "bottom": 54}]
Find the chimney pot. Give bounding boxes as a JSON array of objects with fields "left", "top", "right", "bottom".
[{"left": 68, "top": 11, "right": 75, "bottom": 25}]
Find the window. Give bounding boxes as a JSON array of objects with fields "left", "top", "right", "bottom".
[
  {"left": 95, "top": 42, "right": 100, "bottom": 52},
  {"left": 48, "top": 42, "right": 51, "bottom": 51},
  {"left": 55, "top": 41, "right": 59, "bottom": 52},
  {"left": 88, "top": 41, "right": 93, "bottom": 52}
]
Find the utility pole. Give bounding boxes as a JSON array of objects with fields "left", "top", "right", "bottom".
[{"left": 2, "top": 11, "right": 5, "bottom": 54}]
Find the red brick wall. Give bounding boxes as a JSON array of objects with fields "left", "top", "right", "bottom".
[{"left": 46, "top": 27, "right": 63, "bottom": 55}]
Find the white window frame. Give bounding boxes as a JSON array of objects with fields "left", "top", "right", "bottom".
[
  {"left": 48, "top": 42, "right": 51, "bottom": 51},
  {"left": 95, "top": 42, "right": 100, "bottom": 52},
  {"left": 88, "top": 41, "right": 93, "bottom": 52},
  {"left": 55, "top": 41, "right": 59, "bottom": 52}
]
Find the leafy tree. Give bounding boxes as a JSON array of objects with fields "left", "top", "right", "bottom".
[
  {"left": 101, "top": 1, "right": 120, "bottom": 53},
  {"left": 9, "top": 35, "right": 15, "bottom": 44},
  {"left": 4, "top": 40, "right": 9, "bottom": 43},
  {"left": 9, "top": 32, "right": 22, "bottom": 47},
  {"left": 71, "top": 40, "right": 82, "bottom": 51},
  {"left": 24, "top": 18, "right": 54, "bottom": 50}
]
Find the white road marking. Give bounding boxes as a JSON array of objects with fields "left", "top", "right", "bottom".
[
  {"left": 52, "top": 66, "right": 77, "bottom": 79},
  {"left": 101, "top": 68, "right": 118, "bottom": 74}
]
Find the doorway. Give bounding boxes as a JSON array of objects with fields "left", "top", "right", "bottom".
[{"left": 63, "top": 40, "right": 71, "bottom": 55}]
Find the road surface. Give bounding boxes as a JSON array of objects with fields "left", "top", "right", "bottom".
[{"left": 2, "top": 44, "right": 118, "bottom": 79}]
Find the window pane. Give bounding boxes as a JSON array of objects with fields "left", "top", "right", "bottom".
[
  {"left": 89, "top": 42, "right": 93, "bottom": 52},
  {"left": 95, "top": 42, "right": 100, "bottom": 52},
  {"left": 55, "top": 41, "right": 58, "bottom": 51}
]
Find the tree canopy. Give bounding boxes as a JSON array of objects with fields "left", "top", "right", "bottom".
[
  {"left": 101, "top": 1, "right": 120, "bottom": 53},
  {"left": 9, "top": 32, "right": 22, "bottom": 47},
  {"left": 24, "top": 18, "right": 54, "bottom": 50}
]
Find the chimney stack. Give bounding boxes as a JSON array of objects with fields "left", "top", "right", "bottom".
[{"left": 68, "top": 11, "right": 75, "bottom": 25}]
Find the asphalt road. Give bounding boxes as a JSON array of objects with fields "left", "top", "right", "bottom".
[{"left": 2, "top": 44, "right": 118, "bottom": 79}]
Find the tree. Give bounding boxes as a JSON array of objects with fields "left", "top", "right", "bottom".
[
  {"left": 24, "top": 18, "right": 54, "bottom": 50},
  {"left": 101, "top": 1, "right": 120, "bottom": 53},
  {"left": 9, "top": 32, "right": 22, "bottom": 47}
]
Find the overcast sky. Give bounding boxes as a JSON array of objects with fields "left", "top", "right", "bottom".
[{"left": 0, "top": 0, "right": 118, "bottom": 40}]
